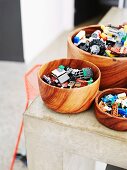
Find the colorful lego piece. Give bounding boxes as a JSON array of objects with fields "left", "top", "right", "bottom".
[
  {"left": 99, "top": 92, "right": 127, "bottom": 118},
  {"left": 111, "top": 102, "right": 118, "bottom": 116},
  {"left": 52, "top": 69, "right": 66, "bottom": 78},
  {"left": 57, "top": 73, "right": 70, "bottom": 84},
  {"left": 42, "top": 65, "right": 94, "bottom": 88},
  {"left": 74, "top": 24, "right": 127, "bottom": 57},
  {"left": 73, "top": 30, "right": 86, "bottom": 44},
  {"left": 42, "top": 75, "right": 51, "bottom": 84}
]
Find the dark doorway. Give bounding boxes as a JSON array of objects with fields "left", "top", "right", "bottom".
[
  {"left": 0, "top": 0, "right": 24, "bottom": 62},
  {"left": 106, "top": 164, "right": 126, "bottom": 170},
  {"left": 74, "top": 0, "right": 111, "bottom": 26}
]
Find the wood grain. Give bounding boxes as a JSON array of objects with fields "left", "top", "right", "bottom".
[
  {"left": 38, "top": 58, "right": 101, "bottom": 114},
  {"left": 94, "top": 88, "right": 127, "bottom": 131},
  {"left": 67, "top": 25, "right": 127, "bottom": 90}
]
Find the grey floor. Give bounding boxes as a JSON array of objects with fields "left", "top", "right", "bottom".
[
  {"left": 0, "top": 61, "right": 26, "bottom": 170},
  {"left": 1, "top": 15, "right": 123, "bottom": 170}
]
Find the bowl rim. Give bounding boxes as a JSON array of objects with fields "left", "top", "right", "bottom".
[
  {"left": 38, "top": 58, "right": 101, "bottom": 91},
  {"left": 95, "top": 88, "right": 127, "bottom": 120},
  {"left": 68, "top": 24, "right": 127, "bottom": 61}
]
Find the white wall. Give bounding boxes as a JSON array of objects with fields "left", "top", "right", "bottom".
[
  {"left": 95, "top": 161, "right": 107, "bottom": 170},
  {"left": 20, "top": 0, "right": 74, "bottom": 64}
]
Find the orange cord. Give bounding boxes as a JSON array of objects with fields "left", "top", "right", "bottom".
[
  {"left": 9, "top": 64, "right": 41, "bottom": 170},
  {"left": 9, "top": 102, "right": 28, "bottom": 170}
]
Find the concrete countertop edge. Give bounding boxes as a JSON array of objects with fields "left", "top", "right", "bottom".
[{"left": 24, "top": 99, "right": 127, "bottom": 143}]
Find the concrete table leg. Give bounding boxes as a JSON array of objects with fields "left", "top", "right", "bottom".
[{"left": 24, "top": 116, "right": 95, "bottom": 170}]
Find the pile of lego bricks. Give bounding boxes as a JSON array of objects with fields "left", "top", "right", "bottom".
[
  {"left": 42, "top": 65, "right": 94, "bottom": 88},
  {"left": 99, "top": 92, "right": 127, "bottom": 118},
  {"left": 73, "top": 25, "right": 127, "bottom": 57}
]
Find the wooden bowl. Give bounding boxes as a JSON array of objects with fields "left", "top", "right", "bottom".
[
  {"left": 38, "top": 58, "right": 101, "bottom": 114},
  {"left": 94, "top": 88, "right": 127, "bottom": 131},
  {"left": 67, "top": 25, "right": 127, "bottom": 90}
]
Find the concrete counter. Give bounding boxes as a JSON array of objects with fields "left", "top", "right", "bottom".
[{"left": 24, "top": 97, "right": 127, "bottom": 170}]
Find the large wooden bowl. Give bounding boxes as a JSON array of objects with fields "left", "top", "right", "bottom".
[
  {"left": 67, "top": 25, "right": 127, "bottom": 90},
  {"left": 38, "top": 58, "right": 101, "bottom": 114},
  {"left": 94, "top": 88, "right": 127, "bottom": 131}
]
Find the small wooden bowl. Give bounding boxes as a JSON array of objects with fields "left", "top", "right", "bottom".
[
  {"left": 38, "top": 58, "right": 101, "bottom": 114},
  {"left": 94, "top": 88, "right": 127, "bottom": 131},
  {"left": 67, "top": 25, "right": 127, "bottom": 90}
]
